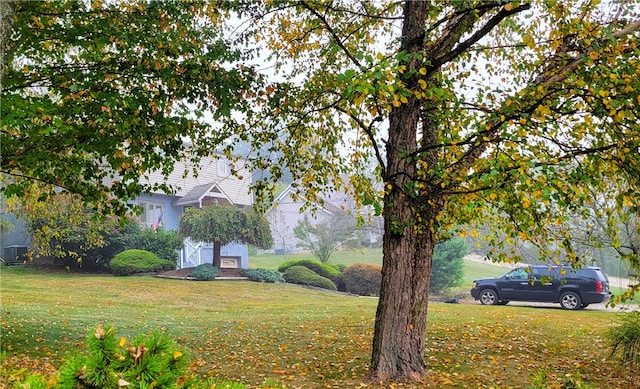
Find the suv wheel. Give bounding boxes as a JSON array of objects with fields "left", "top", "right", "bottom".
[
  {"left": 479, "top": 289, "right": 499, "bottom": 305},
  {"left": 559, "top": 291, "right": 582, "bottom": 310}
]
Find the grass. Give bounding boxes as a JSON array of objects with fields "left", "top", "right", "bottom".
[{"left": 0, "top": 265, "right": 635, "bottom": 388}]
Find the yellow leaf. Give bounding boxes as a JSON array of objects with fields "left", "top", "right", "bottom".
[
  {"left": 173, "top": 351, "right": 183, "bottom": 360},
  {"left": 418, "top": 67, "right": 427, "bottom": 75},
  {"left": 418, "top": 79, "right": 427, "bottom": 89},
  {"left": 119, "top": 337, "right": 127, "bottom": 347}
]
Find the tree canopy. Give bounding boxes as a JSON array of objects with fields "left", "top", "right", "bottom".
[
  {"left": 226, "top": 0, "right": 640, "bottom": 383},
  {"left": 1, "top": 0, "right": 256, "bottom": 216}
]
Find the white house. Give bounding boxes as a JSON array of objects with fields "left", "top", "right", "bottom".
[
  {"left": 132, "top": 153, "right": 255, "bottom": 269},
  {"left": 265, "top": 184, "right": 383, "bottom": 254}
]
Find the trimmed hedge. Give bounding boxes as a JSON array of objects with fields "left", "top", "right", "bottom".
[
  {"left": 189, "top": 263, "right": 221, "bottom": 281},
  {"left": 277, "top": 259, "right": 345, "bottom": 291},
  {"left": 342, "top": 263, "right": 382, "bottom": 296},
  {"left": 328, "top": 263, "right": 347, "bottom": 273},
  {"left": 283, "top": 266, "right": 337, "bottom": 291},
  {"left": 109, "top": 249, "right": 175, "bottom": 276},
  {"left": 121, "top": 226, "right": 183, "bottom": 265},
  {"left": 241, "top": 268, "right": 285, "bottom": 283}
]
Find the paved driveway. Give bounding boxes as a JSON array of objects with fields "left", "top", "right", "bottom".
[{"left": 467, "top": 299, "right": 638, "bottom": 312}]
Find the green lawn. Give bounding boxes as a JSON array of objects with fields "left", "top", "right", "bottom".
[{"left": 0, "top": 265, "right": 634, "bottom": 388}]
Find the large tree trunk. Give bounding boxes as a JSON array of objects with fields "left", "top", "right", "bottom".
[{"left": 368, "top": 1, "right": 436, "bottom": 383}]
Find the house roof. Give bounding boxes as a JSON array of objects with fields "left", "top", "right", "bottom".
[
  {"left": 172, "top": 182, "right": 232, "bottom": 206},
  {"left": 268, "top": 184, "right": 341, "bottom": 216}
]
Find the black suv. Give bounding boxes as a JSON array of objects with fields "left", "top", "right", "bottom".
[{"left": 470, "top": 265, "right": 611, "bottom": 310}]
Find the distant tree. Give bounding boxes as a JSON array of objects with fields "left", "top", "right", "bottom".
[
  {"left": 293, "top": 213, "right": 359, "bottom": 263},
  {"left": 178, "top": 205, "right": 273, "bottom": 268},
  {"left": 430, "top": 238, "right": 467, "bottom": 295}
]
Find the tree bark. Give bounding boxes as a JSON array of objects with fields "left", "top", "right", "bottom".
[
  {"left": 0, "top": 0, "right": 16, "bottom": 86},
  {"left": 213, "top": 241, "right": 222, "bottom": 268},
  {"left": 368, "top": 1, "right": 434, "bottom": 383}
]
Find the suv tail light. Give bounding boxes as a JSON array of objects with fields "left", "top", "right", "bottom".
[{"left": 595, "top": 280, "right": 603, "bottom": 293}]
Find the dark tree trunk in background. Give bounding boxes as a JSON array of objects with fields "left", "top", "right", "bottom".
[{"left": 213, "top": 242, "right": 222, "bottom": 268}]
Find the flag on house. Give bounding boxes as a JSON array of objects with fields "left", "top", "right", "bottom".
[{"left": 152, "top": 210, "right": 163, "bottom": 232}]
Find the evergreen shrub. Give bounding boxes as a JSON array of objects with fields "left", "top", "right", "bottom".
[
  {"left": 283, "top": 266, "right": 337, "bottom": 291},
  {"left": 109, "top": 249, "right": 175, "bottom": 276},
  {"left": 278, "top": 259, "right": 344, "bottom": 291},
  {"left": 430, "top": 238, "right": 467, "bottom": 294},
  {"left": 241, "top": 268, "right": 285, "bottom": 283},
  {"left": 328, "top": 263, "right": 347, "bottom": 273},
  {"left": 56, "top": 325, "right": 189, "bottom": 388},
  {"left": 188, "top": 263, "right": 221, "bottom": 280},
  {"left": 342, "top": 263, "right": 382, "bottom": 296},
  {"left": 121, "top": 225, "right": 183, "bottom": 264}
]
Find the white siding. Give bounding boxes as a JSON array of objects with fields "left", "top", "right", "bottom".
[
  {"left": 142, "top": 154, "right": 253, "bottom": 206},
  {"left": 266, "top": 189, "right": 332, "bottom": 253}
]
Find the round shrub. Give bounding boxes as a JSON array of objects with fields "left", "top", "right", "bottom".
[
  {"left": 188, "top": 263, "right": 221, "bottom": 281},
  {"left": 283, "top": 266, "right": 337, "bottom": 291},
  {"left": 278, "top": 259, "right": 345, "bottom": 291},
  {"left": 342, "top": 263, "right": 382, "bottom": 296},
  {"left": 110, "top": 249, "right": 175, "bottom": 276},
  {"left": 121, "top": 225, "right": 183, "bottom": 265},
  {"left": 241, "top": 268, "right": 285, "bottom": 283},
  {"left": 328, "top": 263, "right": 347, "bottom": 273}
]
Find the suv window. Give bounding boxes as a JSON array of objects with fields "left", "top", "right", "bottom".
[
  {"left": 506, "top": 268, "right": 529, "bottom": 280},
  {"left": 531, "top": 267, "right": 552, "bottom": 277}
]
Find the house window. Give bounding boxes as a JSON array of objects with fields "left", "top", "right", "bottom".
[
  {"left": 139, "top": 202, "right": 164, "bottom": 229},
  {"left": 217, "top": 159, "right": 230, "bottom": 175}
]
